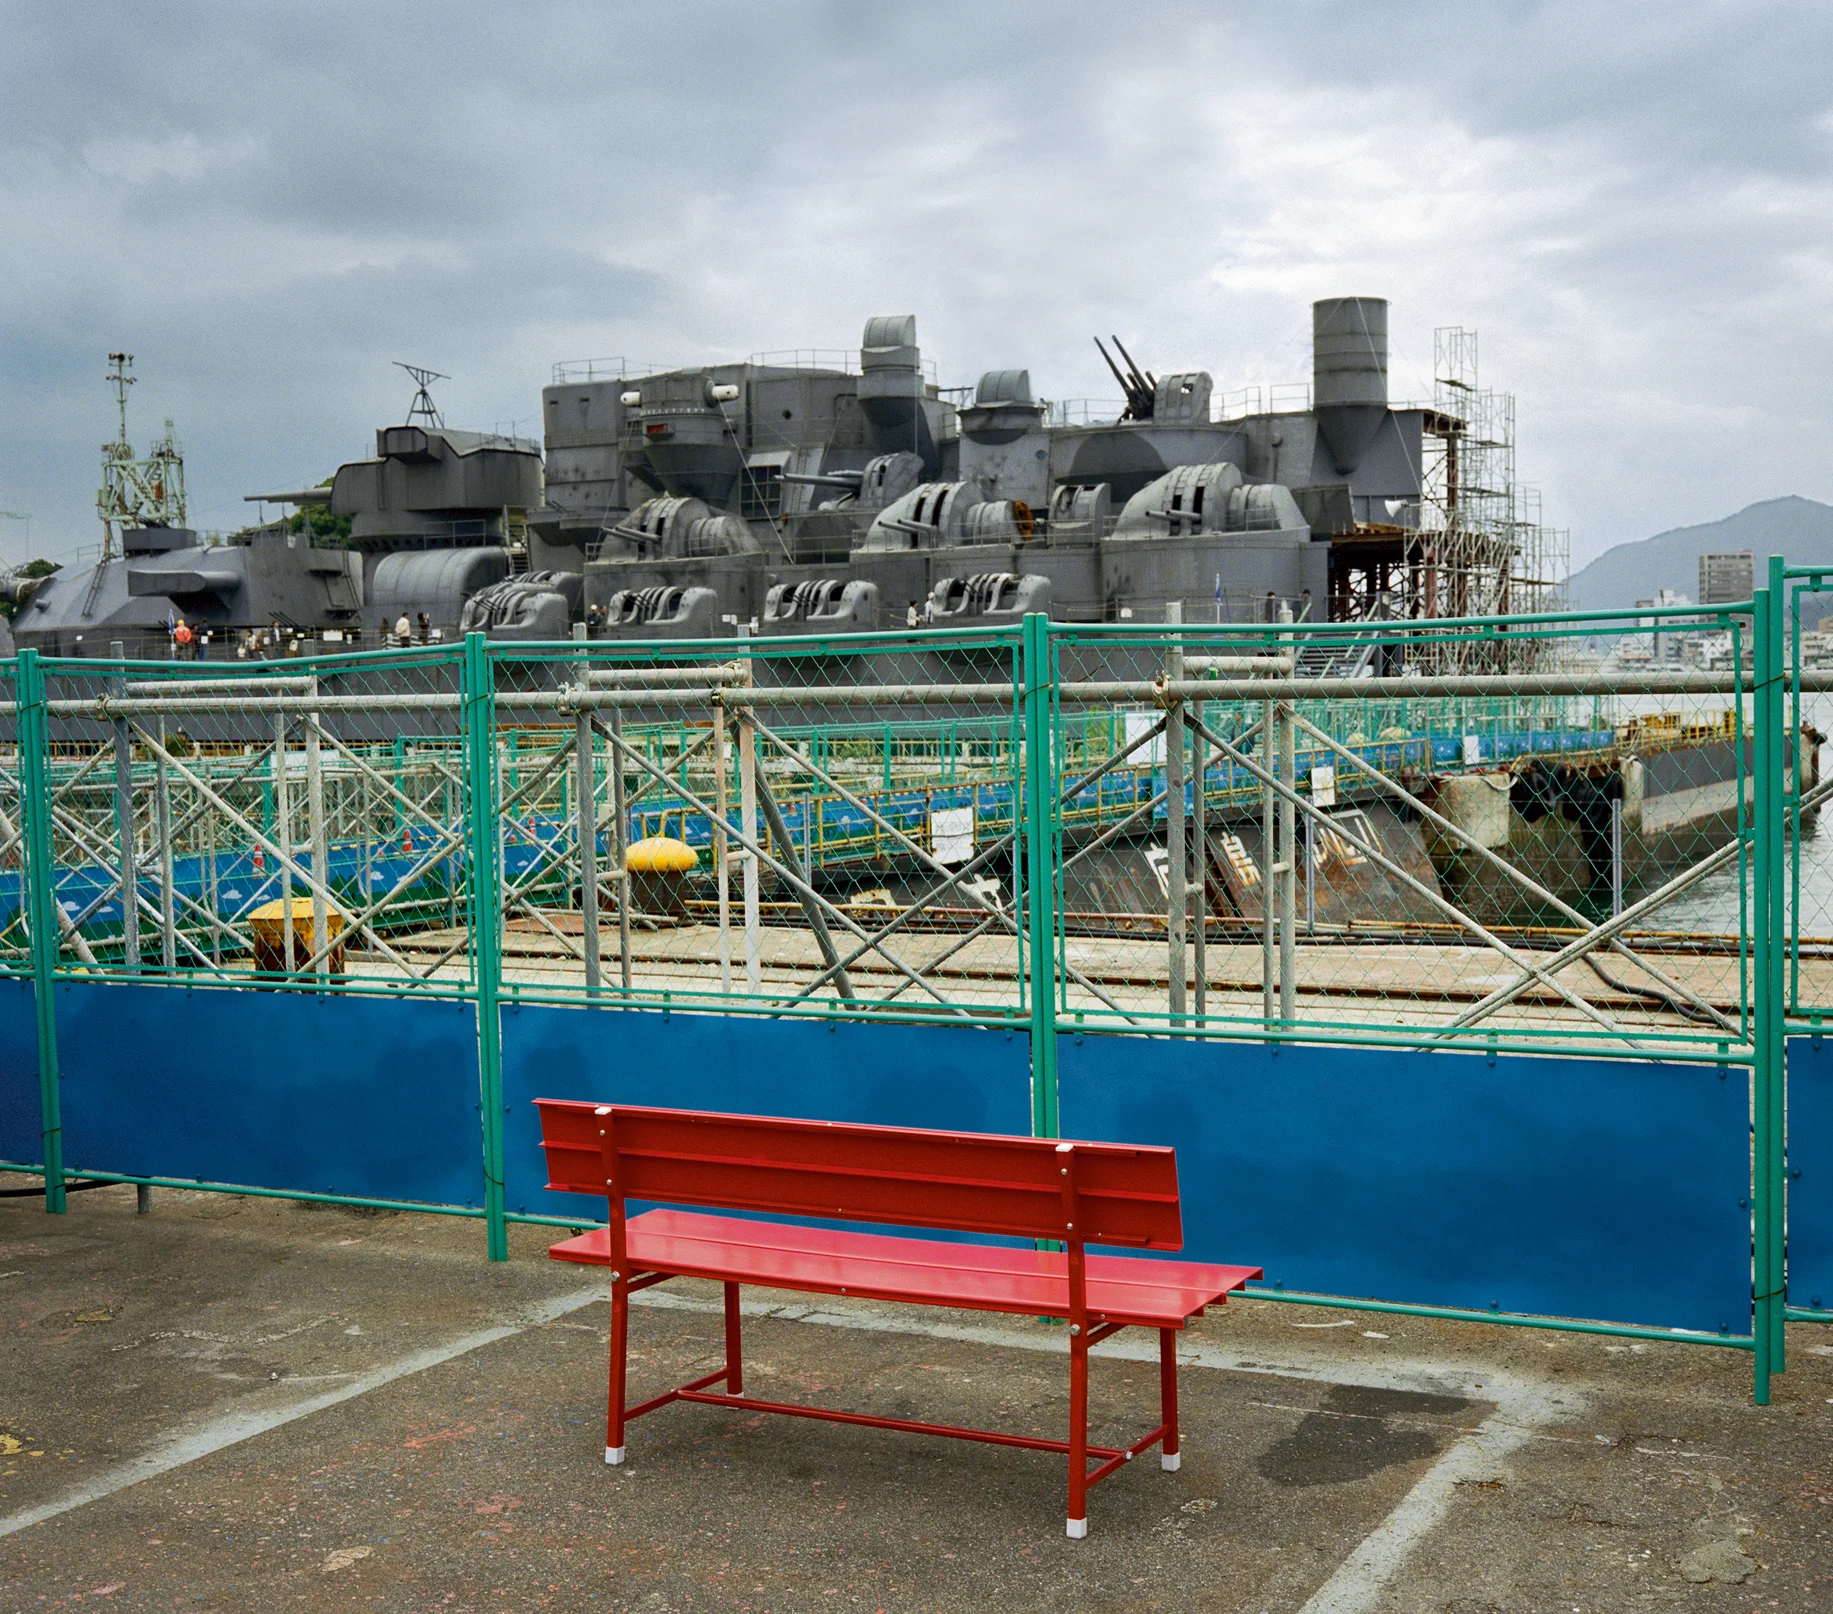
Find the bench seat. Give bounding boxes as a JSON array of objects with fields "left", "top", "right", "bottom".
[
  {"left": 533, "top": 1100, "right": 1260, "bottom": 1535},
  {"left": 552, "top": 1208, "right": 1258, "bottom": 1329}
]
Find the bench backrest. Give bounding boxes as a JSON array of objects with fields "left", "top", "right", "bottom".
[{"left": 535, "top": 1101, "right": 1183, "bottom": 1250}]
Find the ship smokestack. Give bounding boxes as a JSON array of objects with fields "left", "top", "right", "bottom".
[
  {"left": 858, "top": 315, "right": 938, "bottom": 474},
  {"left": 1312, "top": 297, "right": 1388, "bottom": 476}
]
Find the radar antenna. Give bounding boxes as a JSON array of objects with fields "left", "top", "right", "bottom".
[
  {"left": 393, "top": 361, "right": 448, "bottom": 428},
  {"left": 106, "top": 353, "right": 136, "bottom": 449}
]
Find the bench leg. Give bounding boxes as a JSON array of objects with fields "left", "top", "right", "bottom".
[
  {"left": 605, "top": 1277, "right": 628, "bottom": 1465},
  {"left": 724, "top": 1280, "right": 744, "bottom": 1397},
  {"left": 1066, "top": 1331, "right": 1089, "bottom": 1538},
  {"left": 1159, "top": 1327, "right": 1181, "bottom": 1472}
]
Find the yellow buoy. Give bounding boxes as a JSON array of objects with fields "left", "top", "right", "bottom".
[{"left": 624, "top": 836, "right": 698, "bottom": 873}]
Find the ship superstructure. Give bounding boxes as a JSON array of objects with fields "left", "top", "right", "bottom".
[{"left": 12, "top": 299, "right": 1565, "bottom": 660}]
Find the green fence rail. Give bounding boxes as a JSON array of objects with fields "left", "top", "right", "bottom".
[{"left": 0, "top": 583, "right": 1821, "bottom": 1399}]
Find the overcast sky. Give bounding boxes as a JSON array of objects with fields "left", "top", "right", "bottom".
[{"left": 2, "top": 0, "right": 1828, "bottom": 570}]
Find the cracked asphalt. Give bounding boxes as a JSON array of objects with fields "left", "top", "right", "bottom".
[{"left": 3, "top": 1184, "right": 1833, "bottom": 1611}]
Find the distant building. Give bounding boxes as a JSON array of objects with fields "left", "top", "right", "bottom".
[
  {"left": 1634, "top": 587, "right": 1691, "bottom": 662},
  {"left": 1698, "top": 551, "right": 1754, "bottom": 606}
]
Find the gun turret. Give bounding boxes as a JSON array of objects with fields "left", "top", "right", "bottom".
[{"left": 1094, "top": 336, "right": 1157, "bottom": 421}]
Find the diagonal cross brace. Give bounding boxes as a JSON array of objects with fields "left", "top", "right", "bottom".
[
  {"left": 1287, "top": 710, "right": 1738, "bottom": 1036},
  {"left": 1184, "top": 709, "right": 1641, "bottom": 1044}
]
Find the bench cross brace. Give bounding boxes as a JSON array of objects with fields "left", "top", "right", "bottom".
[{"left": 610, "top": 1269, "right": 1182, "bottom": 1537}]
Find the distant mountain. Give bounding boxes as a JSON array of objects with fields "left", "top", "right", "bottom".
[{"left": 1568, "top": 496, "right": 1833, "bottom": 613}]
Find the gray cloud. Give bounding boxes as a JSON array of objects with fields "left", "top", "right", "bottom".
[{"left": 2, "top": 0, "right": 1829, "bottom": 566}]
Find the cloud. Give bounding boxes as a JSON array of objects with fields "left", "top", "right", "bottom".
[{"left": 1, "top": 0, "right": 1830, "bottom": 568}]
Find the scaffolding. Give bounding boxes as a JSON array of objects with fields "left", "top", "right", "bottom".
[{"left": 1406, "top": 328, "right": 1569, "bottom": 669}]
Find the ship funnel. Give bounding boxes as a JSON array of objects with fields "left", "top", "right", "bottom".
[
  {"left": 1312, "top": 297, "right": 1388, "bottom": 476},
  {"left": 858, "top": 315, "right": 938, "bottom": 473}
]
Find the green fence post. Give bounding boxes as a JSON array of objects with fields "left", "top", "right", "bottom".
[
  {"left": 1753, "top": 567, "right": 1786, "bottom": 1400},
  {"left": 17, "top": 650, "right": 63, "bottom": 1214},
  {"left": 463, "top": 634, "right": 508, "bottom": 1261},
  {"left": 1752, "top": 560, "right": 1781, "bottom": 1392},
  {"left": 1021, "top": 614, "right": 1059, "bottom": 1139}
]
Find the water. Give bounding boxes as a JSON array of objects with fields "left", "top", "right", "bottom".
[{"left": 1607, "top": 694, "right": 1833, "bottom": 942}]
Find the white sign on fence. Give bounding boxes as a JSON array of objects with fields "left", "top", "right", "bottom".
[
  {"left": 1310, "top": 765, "right": 1337, "bottom": 808},
  {"left": 1462, "top": 733, "right": 1483, "bottom": 767},
  {"left": 930, "top": 805, "right": 975, "bottom": 866},
  {"left": 1123, "top": 709, "right": 1166, "bottom": 764}
]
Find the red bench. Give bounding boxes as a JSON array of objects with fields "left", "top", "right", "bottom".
[{"left": 535, "top": 1101, "right": 1258, "bottom": 1538}]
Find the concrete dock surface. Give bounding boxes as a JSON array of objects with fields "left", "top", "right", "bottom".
[
  {"left": 4, "top": 1186, "right": 1833, "bottom": 1611},
  {"left": 362, "top": 920, "right": 1770, "bottom": 1043}
]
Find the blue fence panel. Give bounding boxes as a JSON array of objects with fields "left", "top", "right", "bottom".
[
  {"left": 55, "top": 982, "right": 483, "bottom": 1208},
  {"left": 500, "top": 1003, "right": 1031, "bottom": 1219},
  {"left": 1059, "top": 1033, "right": 1748, "bottom": 1334},
  {"left": 1787, "top": 1036, "right": 1833, "bottom": 1310},
  {"left": 0, "top": 978, "right": 38, "bottom": 1167}
]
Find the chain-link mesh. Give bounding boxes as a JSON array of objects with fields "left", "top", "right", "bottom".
[
  {"left": 487, "top": 631, "right": 1031, "bottom": 1027},
  {"left": 38, "top": 646, "right": 474, "bottom": 997},
  {"left": 1786, "top": 572, "right": 1833, "bottom": 1020},
  {"left": 4, "top": 607, "right": 1772, "bottom": 1059},
  {"left": 0, "top": 660, "right": 28, "bottom": 981},
  {"left": 1050, "top": 609, "right": 1756, "bottom": 1060}
]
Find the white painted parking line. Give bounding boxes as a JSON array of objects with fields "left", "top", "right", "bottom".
[
  {"left": 629, "top": 1288, "right": 1572, "bottom": 1612},
  {"left": 3, "top": 1273, "right": 1571, "bottom": 1614},
  {"left": 0, "top": 1284, "right": 605, "bottom": 1540}
]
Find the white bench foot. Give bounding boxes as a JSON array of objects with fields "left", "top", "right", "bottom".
[
  {"left": 605, "top": 1446, "right": 626, "bottom": 1466},
  {"left": 1161, "top": 1451, "right": 1181, "bottom": 1472},
  {"left": 1065, "top": 1516, "right": 1088, "bottom": 1539}
]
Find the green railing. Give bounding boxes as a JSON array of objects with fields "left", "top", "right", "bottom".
[{"left": 1, "top": 584, "right": 1819, "bottom": 1397}]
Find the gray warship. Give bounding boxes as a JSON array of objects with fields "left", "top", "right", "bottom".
[{"left": 11, "top": 299, "right": 1452, "bottom": 654}]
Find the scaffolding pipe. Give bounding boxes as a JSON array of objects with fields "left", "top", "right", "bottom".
[
  {"left": 738, "top": 629, "right": 762, "bottom": 995},
  {"left": 1181, "top": 654, "right": 1295, "bottom": 674},
  {"left": 1192, "top": 700, "right": 1208, "bottom": 1019},
  {"left": 586, "top": 664, "right": 748, "bottom": 687},
  {"left": 713, "top": 700, "right": 732, "bottom": 994},
  {"left": 108, "top": 641, "right": 139, "bottom": 975},
  {"left": 58, "top": 694, "right": 461, "bottom": 716},
  {"left": 1278, "top": 605, "right": 1296, "bottom": 1024},
  {"left": 751, "top": 763, "right": 856, "bottom": 1001},
  {"left": 1287, "top": 708, "right": 1736, "bottom": 1034},
  {"left": 1164, "top": 602, "right": 1187, "bottom": 1024},
  {"left": 1261, "top": 694, "right": 1275, "bottom": 1029},
  {"left": 1063, "top": 669, "right": 1755, "bottom": 702},
  {"left": 1611, "top": 797, "right": 1625, "bottom": 919},
  {"left": 273, "top": 716, "right": 294, "bottom": 976},
  {"left": 207, "top": 810, "right": 220, "bottom": 968},
  {"left": 1185, "top": 708, "right": 1640, "bottom": 1043},
  {"left": 305, "top": 684, "right": 329, "bottom": 986},
  {"left": 574, "top": 637, "right": 601, "bottom": 995},
  {"left": 739, "top": 715, "right": 762, "bottom": 995},
  {"left": 531, "top": 684, "right": 1022, "bottom": 710},
  {"left": 124, "top": 678, "right": 317, "bottom": 695},
  {"left": 154, "top": 718, "right": 176, "bottom": 971},
  {"left": 609, "top": 709, "right": 632, "bottom": 992}
]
